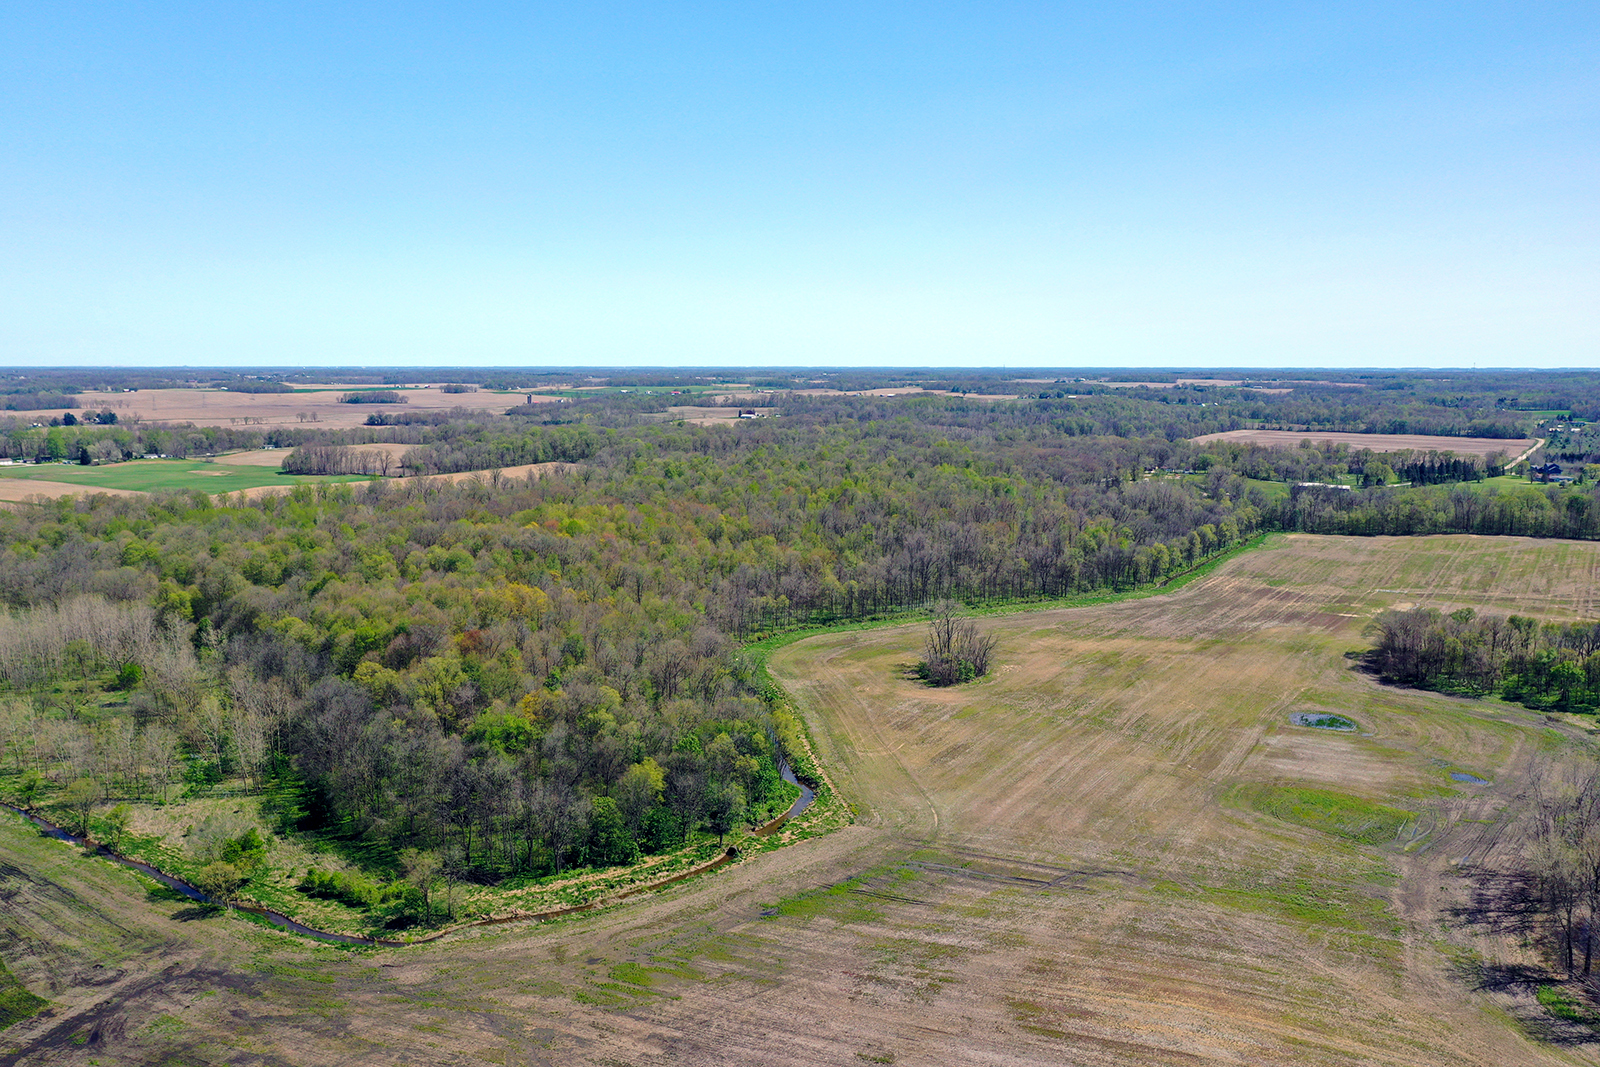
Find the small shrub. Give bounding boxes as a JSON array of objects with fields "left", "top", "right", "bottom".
[{"left": 297, "top": 869, "right": 402, "bottom": 910}]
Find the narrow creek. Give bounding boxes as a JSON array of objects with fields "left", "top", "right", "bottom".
[
  {"left": 754, "top": 761, "right": 817, "bottom": 837},
  {"left": 0, "top": 801, "right": 403, "bottom": 946},
  {"left": 0, "top": 764, "right": 819, "bottom": 949}
]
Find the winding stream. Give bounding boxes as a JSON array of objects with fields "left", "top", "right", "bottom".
[
  {"left": 0, "top": 764, "right": 819, "bottom": 949},
  {"left": 0, "top": 801, "right": 403, "bottom": 946}
]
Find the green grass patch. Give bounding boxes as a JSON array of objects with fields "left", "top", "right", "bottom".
[
  {"left": 762, "top": 877, "right": 884, "bottom": 925},
  {"left": 0, "top": 459, "right": 371, "bottom": 494},
  {"left": 1537, "top": 984, "right": 1600, "bottom": 1026},
  {"left": 1233, "top": 785, "right": 1414, "bottom": 846},
  {"left": 608, "top": 962, "right": 656, "bottom": 988},
  {"left": 0, "top": 957, "right": 46, "bottom": 1031}
]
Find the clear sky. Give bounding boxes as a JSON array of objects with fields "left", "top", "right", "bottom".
[{"left": 2, "top": 2, "right": 1595, "bottom": 368}]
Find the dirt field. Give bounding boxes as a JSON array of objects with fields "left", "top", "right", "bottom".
[
  {"left": 1192, "top": 428, "right": 1536, "bottom": 459},
  {"left": 5, "top": 534, "right": 1600, "bottom": 1064},
  {"left": 79, "top": 386, "right": 556, "bottom": 429},
  {"left": 0, "top": 479, "right": 145, "bottom": 502}
]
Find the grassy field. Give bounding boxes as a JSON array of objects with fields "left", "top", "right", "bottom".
[
  {"left": 0, "top": 459, "right": 372, "bottom": 494},
  {"left": 5, "top": 534, "right": 1600, "bottom": 1064}
]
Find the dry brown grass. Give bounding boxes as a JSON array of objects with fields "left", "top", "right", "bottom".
[
  {"left": 1192, "top": 428, "right": 1535, "bottom": 458},
  {"left": 6, "top": 534, "right": 1600, "bottom": 1065}
]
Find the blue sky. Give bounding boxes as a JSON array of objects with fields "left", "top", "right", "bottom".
[{"left": 2, "top": 2, "right": 1595, "bottom": 368}]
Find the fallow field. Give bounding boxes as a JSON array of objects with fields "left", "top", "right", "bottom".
[
  {"left": 79, "top": 385, "right": 559, "bottom": 430},
  {"left": 1191, "top": 428, "right": 1538, "bottom": 461},
  {"left": 4, "top": 534, "right": 1600, "bottom": 1065}
]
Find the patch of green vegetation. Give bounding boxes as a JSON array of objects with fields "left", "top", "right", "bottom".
[
  {"left": 1537, "top": 984, "right": 1600, "bottom": 1026},
  {"left": 1301, "top": 714, "right": 1356, "bottom": 730},
  {"left": 1005, "top": 997, "right": 1069, "bottom": 1040},
  {"left": 761, "top": 877, "right": 884, "bottom": 925},
  {"left": 141, "top": 1014, "right": 185, "bottom": 1036},
  {"left": 608, "top": 962, "right": 656, "bottom": 987},
  {"left": 1233, "top": 785, "right": 1414, "bottom": 846},
  {"left": 0, "top": 957, "right": 46, "bottom": 1031},
  {"left": 0, "top": 459, "right": 371, "bottom": 494}
]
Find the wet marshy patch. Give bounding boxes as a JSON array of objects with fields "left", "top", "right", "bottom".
[{"left": 1290, "top": 712, "right": 1357, "bottom": 731}]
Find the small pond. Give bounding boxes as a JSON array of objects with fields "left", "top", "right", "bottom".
[
  {"left": 1290, "top": 712, "right": 1357, "bottom": 731},
  {"left": 1449, "top": 771, "right": 1490, "bottom": 784}
]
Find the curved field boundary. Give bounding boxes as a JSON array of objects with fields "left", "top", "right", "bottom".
[{"left": 1, "top": 790, "right": 817, "bottom": 948}]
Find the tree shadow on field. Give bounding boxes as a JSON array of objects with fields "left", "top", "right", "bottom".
[
  {"left": 894, "top": 661, "right": 926, "bottom": 683},
  {"left": 170, "top": 903, "right": 225, "bottom": 922},
  {"left": 1447, "top": 867, "right": 1544, "bottom": 939},
  {"left": 146, "top": 884, "right": 189, "bottom": 905},
  {"left": 1446, "top": 866, "right": 1600, "bottom": 1047}
]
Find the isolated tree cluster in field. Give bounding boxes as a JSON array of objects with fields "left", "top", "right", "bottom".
[{"left": 919, "top": 601, "right": 997, "bottom": 686}]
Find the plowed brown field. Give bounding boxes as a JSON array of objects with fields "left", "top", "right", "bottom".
[
  {"left": 4, "top": 534, "right": 1599, "bottom": 1066},
  {"left": 1192, "top": 428, "right": 1536, "bottom": 459}
]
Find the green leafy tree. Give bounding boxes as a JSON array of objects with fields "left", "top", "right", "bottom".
[{"left": 193, "top": 861, "right": 247, "bottom": 903}]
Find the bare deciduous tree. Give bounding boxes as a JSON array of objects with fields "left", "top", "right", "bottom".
[
  {"left": 920, "top": 600, "right": 998, "bottom": 686},
  {"left": 139, "top": 723, "right": 180, "bottom": 804}
]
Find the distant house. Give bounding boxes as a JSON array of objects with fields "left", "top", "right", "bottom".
[
  {"left": 1535, "top": 462, "right": 1565, "bottom": 483},
  {"left": 738, "top": 409, "right": 758, "bottom": 418}
]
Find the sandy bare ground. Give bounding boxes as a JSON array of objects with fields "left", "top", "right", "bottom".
[
  {"left": 6, "top": 534, "right": 1600, "bottom": 1065},
  {"left": 83, "top": 386, "right": 555, "bottom": 429},
  {"left": 0, "top": 479, "right": 144, "bottom": 502},
  {"left": 1192, "top": 428, "right": 1535, "bottom": 458}
]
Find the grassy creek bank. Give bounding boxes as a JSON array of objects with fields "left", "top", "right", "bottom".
[{"left": 1, "top": 774, "right": 820, "bottom": 950}]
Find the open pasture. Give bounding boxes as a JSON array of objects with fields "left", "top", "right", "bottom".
[
  {"left": 0, "top": 458, "right": 371, "bottom": 496},
  {"left": 1192, "top": 428, "right": 1536, "bottom": 460},
  {"left": 4, "top": 534, "right": 1599, "bottom": 1065}
]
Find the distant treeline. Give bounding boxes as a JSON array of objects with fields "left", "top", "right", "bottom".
[
  {"left": 1279, "top": 482, "right": 1600, "bottom": 540},
  {"left": 365, "top": 409, "right": 489, "bottom": 427},
  {"left": 281, "top": 445, "right": 397, "bottom": 477},
  {"left": 1, "top": 392, "right": 80, "bottom": 411},
  {"left": 225, "top": 381, "right": 294, "bottom": 394},
  {"left": 1368, "top": 607, "right": 1600, "bottom": 712},
  {"left": 339, "top": 391, "right": 407, "bottom": 404}
]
